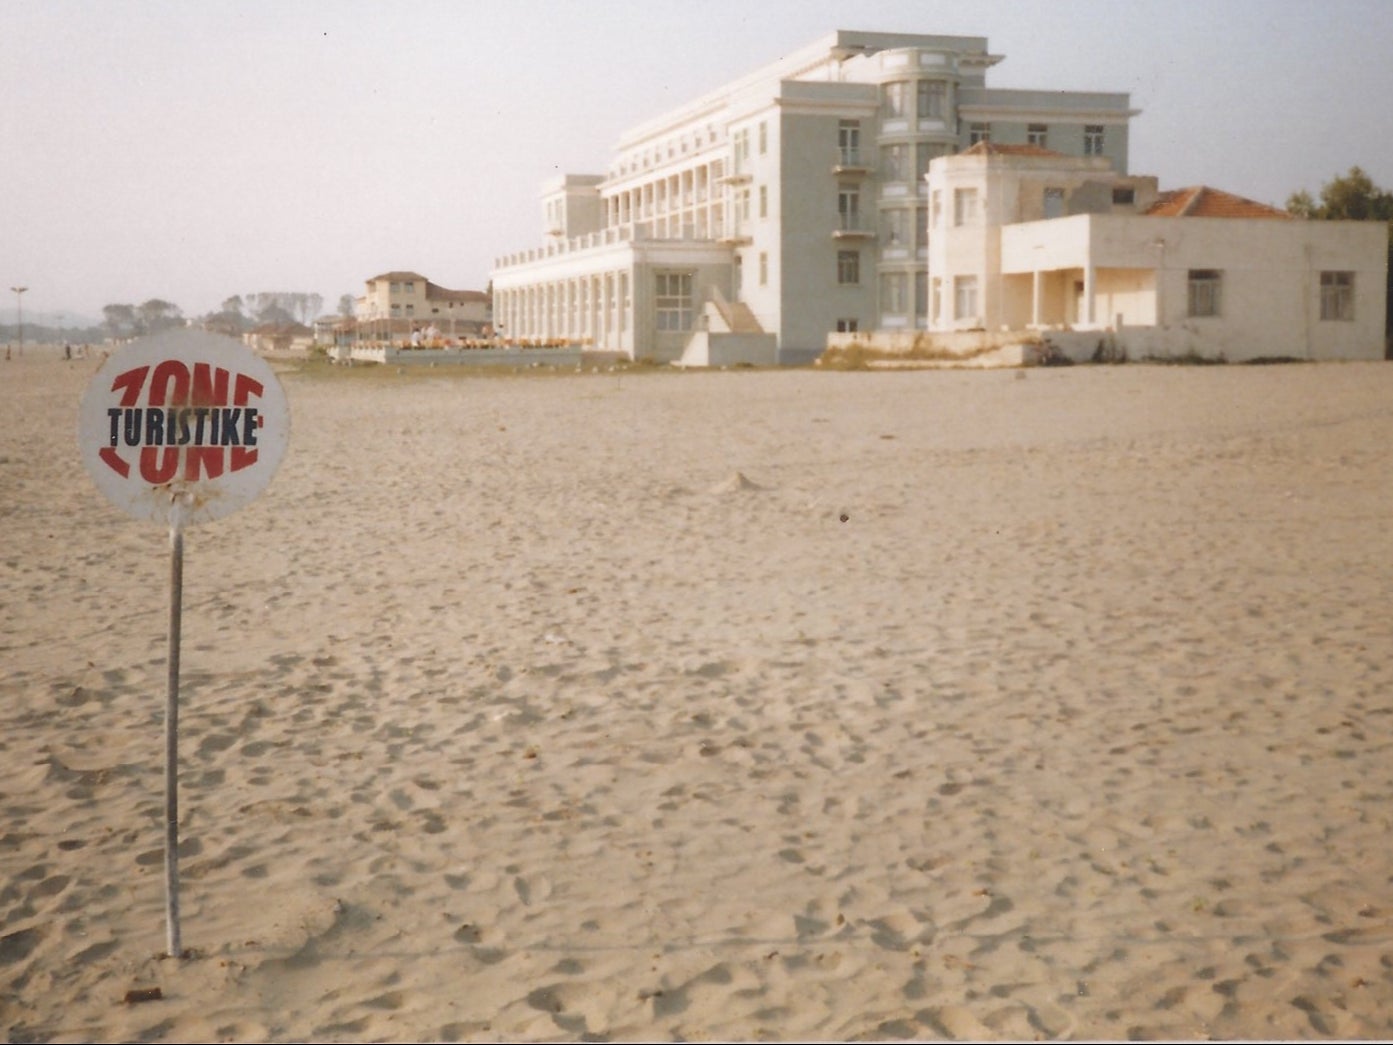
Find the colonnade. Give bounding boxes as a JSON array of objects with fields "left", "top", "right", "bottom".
[
  {"left": 604, "top": 158, "right": 730, "bottom": 241},
  {"left": 493, "top": 270, "right": 632, "bottom": 350}
]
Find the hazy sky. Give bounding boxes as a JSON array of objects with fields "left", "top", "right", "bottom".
[{"left": 2, "top": 0, "right": 1390, "bottom": 323}]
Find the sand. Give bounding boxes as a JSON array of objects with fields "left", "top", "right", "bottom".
[{"left": 3, "top": 347, "right": 1393, "bottom": 1042}]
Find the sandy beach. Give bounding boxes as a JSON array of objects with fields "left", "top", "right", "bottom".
[{"left": 3, "top": 348, "right": 1393, "bottom": 1042}]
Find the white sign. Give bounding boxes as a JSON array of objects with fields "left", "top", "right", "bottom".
[{"left": 79, "top": 329, "right": 290, "bottom": 525}]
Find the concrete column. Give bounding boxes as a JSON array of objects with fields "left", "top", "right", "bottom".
[
  {"left": 1032, "top": 269, "right": 1043, "bottom": 327},
  {"left": 1084, "top": 264, "right": 1096, "bottom": 327}
]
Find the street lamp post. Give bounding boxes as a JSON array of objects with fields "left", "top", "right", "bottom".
[{"left": 10, "top": 286, "right": 27, "bottom": 357}]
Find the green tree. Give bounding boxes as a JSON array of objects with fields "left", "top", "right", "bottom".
[
  {"left": 137, "top": 299, "right": 183, "bottom": 334},
  {"left": 102, "top": 303, "right": 137, "bottom": 339}
]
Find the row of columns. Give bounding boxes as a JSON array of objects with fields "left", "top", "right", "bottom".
[
  {"left": 605, "top": 159, "right": 730, "bottom": 240},
  {"left": 494, "top": 271, "right": 632, "bottom": 349}
]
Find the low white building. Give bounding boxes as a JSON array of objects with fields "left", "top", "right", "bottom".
[{"left": 925, "top": 144, "right": 1387, "bottom": 361}]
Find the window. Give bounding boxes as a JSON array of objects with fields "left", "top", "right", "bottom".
[
  {"left": 738, "top": 187, "right": 751, "bottom": 221},
  {"left": 759, "top": 252, "right": 768, "bottom": 286},
  {"left": 1043, "top": 187, "right": 1065, "bottom": 219},
  {"left": 917, "top": 80, "right": 947, "bottom": 119},
  {"left": 969, "top": 122, "right": 991, "bottom": 146},
  {"left": 838, "top": 119, "right": 861, "bottom": 166},
  {"left": 916, "top": 142, "right": 949, "bottom": 185},
  {"left": 1027, "top": 123, "right": 1048, "bottom": 148},
  {"left": 954, "top": 276, "right": 979, "bottom": 320},
  {"left": 915, "top": 271, "right": 928, "bottom": 317},
  {"left": 1112, "top": 186, "right": 1135, "bottom": 205},
  {"left": 758, "top": 121, "right": 767, "bottom": 155},
  {"left": 835, "top": 318, "right": 859, "bottom": 333},
  {"left": 656, "top": 272, "right": 694, "bottom": 331},
  {"left": 884, "top": 207, "right": 911, "bottom": 246},
  {"left": 915, "top": 206, "right": 928, "bottom": 250},
  {"left": 881, "top": 273, "right": 908, "bottom": 314},
  {"left": 881, "top": 143, "right": 908, "bottom": 181},
  {"left": 837, "top": 250, "right": 860, "bottom": 285},
  {"left": 1187, "top": 270, "right": 1221, "bottom": 317},
  {"left": 1321, "top": 271, "right": 1354, "bottom": 320},
  {"left": 1084, "top": 125, "right": 1105, "bottom": 156},
  {"left": 838, "top": 186, "right": 861, "bottom": 231},
  {"left": 734, "top": 128, "right": 751, "bottom": 171},
  {"left": 953, "top": 187, "right": 979, "bottom": 225},
  {"left": 882, "top": 81, "right": 908, "bottom": 119},
  {"left": 759, "top": 184, "right": 767, "bottom": 218}
]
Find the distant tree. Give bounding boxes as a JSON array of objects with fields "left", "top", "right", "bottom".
[
  {"left": 221, "top": 295, "right": 245, "bottom": 317},
  {"left": 102, "top": 303, "right": 138, "bottom": 339},
  {"left": 255, "top": 302, "right": 297, "bottom": 326},
  {"left": 203, "top": 309, "right": 249, "bottom": 337},
  {"left": 294, "top": 293, "right": 324, "bottom": 325},
  {"left": 338, "top": 293, "right": 355, "bottom": 318},
  {"left": 137, "top": 299, "right": 183, "bottom": 334},
  {"left": 1286, "top": 166, "right": 1393, "bottom": 225}
]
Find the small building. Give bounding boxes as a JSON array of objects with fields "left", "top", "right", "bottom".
[
  {"left": 924, "top": 144, "right": 1387, "bottom": 361},
  {"left": 354, "top": 272, "right": 491, "bottom": 344}
]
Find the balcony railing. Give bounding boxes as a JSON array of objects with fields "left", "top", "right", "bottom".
[
  {"left": 833, "top": 148, "right": 872, "bottom": 174},
  {"left": 832, "top": 214, "right": 874, "bottom": 239}
]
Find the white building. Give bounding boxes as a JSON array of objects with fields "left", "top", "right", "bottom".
[
  {"left": 491, "top": 29, "right": 1136, "bottom": 365},
  {"left": 924, "top": 144, "right": 1388, "bottom": 361}
]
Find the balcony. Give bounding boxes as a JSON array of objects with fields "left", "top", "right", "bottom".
[
  {"left": 832, "top": 215, "right": 875, "bottom": 240},
  {"left": 832, "top": 148, "right": 872, "bottom": 176},
  {"left": 718, "top": 220, "right": 753, "bottom": 246}
]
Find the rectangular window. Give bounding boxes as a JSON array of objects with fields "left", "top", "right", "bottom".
[
  {"left": 1320, "top": 271, "right": 1354, "bottom": 320},
  {"left": 1043, "top": 187, "right": 1065, "bottom": 219},
  {"left": 759, "top": 252, "right": 768, "bottom": 286},
  {"left": 917, "top": 142, "right": 950, "bottom": 185},
  {"left": 838, "top": 186, "right": 861, "bottom": 231},
  {"left": 1112, "top": 186, "right": 1135, "bottom": 205},
  {"left": 881, "top": 273, "right": 908, "bottom": 314},
  {"left": 759, "top": 184, "right": 767, "bottom": 218},
  {"left": 837, "top": 250, "right": 860, "bottom": 285},
  {"left": 881, "top": 143, "right": 908, "bottom": 182},
  {"left": 883, "top": 207, "right": 911, "bottom": 246},
  {"left": 969, "top": 122, "right": 991, "bottom": 146},
  {"left": 1187, "top": 269, "right": 1222, "bottom": 317},
  {"left": 835, "top": 318, "right": 859, "bottom": 333},
  {"left": 917, "top": 80, "right": 947, "bottom": 119},
  {"left": 954, "top": 276, "right": 979, "bottom": 320},
  {"left": 915, "top": 271, "right": 928, "bottom": 317},
  {"left": 915, "top": 206, "right": 928, "bottom": 249},
  {"left": 656, "top": 272, "right": 694, "bottom": 331},
  {"left": 838, "top": 119, "right": 861, "bottom": 166},
  {"left": 758, "top": 121, "right": 767, "bottom": 155},
  {"left": 882, "top": 82, "right": 908, "bottom": 118},
  {"left": 953, "top": 187, "right": 979, "bottom": 225},
  {"left": 1027, "top": 123, "right": 1048, "bottom": 148},
  {"left": 738, "top": 187, "right": 751, "bottom": 221},
  {"left": 1084, "top": 124, "right": 1105, "bottom": 156}
]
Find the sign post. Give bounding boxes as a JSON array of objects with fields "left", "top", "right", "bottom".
[{"left": 79, "top": 329, "right": 289, "bottom": 957}]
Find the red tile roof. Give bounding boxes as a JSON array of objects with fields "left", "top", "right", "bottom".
[{"left": 1144, "top": 186, "right": 1291, "bottom": 219}]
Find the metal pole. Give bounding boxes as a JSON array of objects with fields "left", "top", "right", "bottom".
[
  {"left": 165, "top": 511, "right": 185, "bottom": 958},
  {"left": 10, "top": 287, "right": 26, "bottom": 357}
]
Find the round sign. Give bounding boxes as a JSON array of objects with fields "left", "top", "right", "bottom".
[{"left": 79, "top": 329, "right": 290, "bottom": 526}]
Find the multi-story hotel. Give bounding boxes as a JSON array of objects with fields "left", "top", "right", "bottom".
[{"left": 490, "top": 29, "right": 1136, "bottom": 364}]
